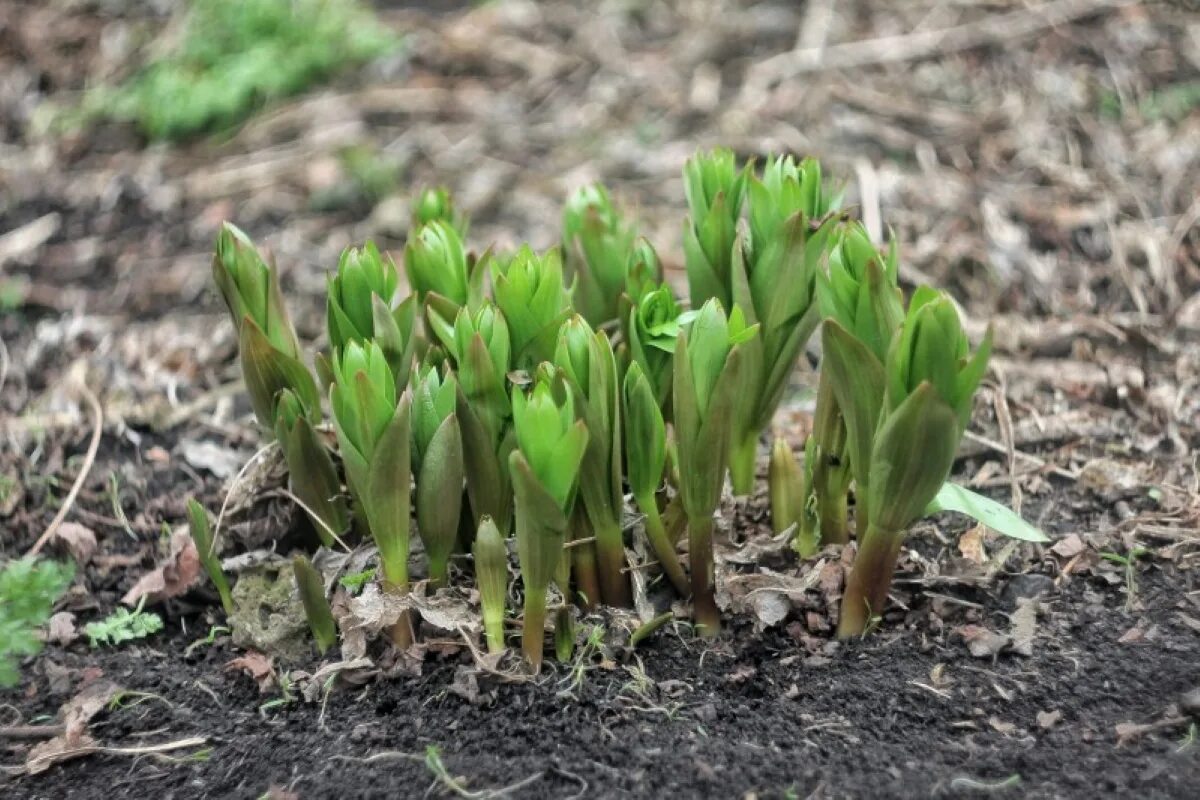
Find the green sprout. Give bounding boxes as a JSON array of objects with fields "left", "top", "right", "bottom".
[
  {"left": 406, "top": 220, "right": 471, "bottom": 319},
  {"left": 726, "top": 155, "right": 840, "bottom": 495},
  {"left": 682, "top": 148, "right": 749, "bottom": 311},
  {"left": 412, "top": 186, "right": 468, "bottom": 236},
  {"left": 411, "top": 365, "right": 465, "bottom": 587},
  {"left": 293, "top": 554, "right": 336, "bottom": 655},
  {"left": 211, "top": 223, "right": 319, "bottom": 433},
  {"left": 623, "top": 283, "right": 686, "bottom": 414},
  {"left": 623, "top": 362, "right": 688, "bottom": 597},
  {"left": 491, "top": 246, "right": 571, "bottom": 368},
  {"left": 672, "top": 299, "right": 757, "bottom": 635},
  {"left": 768, "top": 437, "right": 805, "bottom": 540},
  {"left": 429, "top": 301, "right": 515, "bottom": 536},
  {"left": 329, "top": 341, "right": 414, "bottom": 646},
  {"left": 555, "top": 315, "right": 630, "bottom": 608},
  {"left": 800, "top": 223, "right": 903, "bottom": 551},
  {"left": 473, "top": 517, "right": 509, "bottom": 654},
  {"left": 326, "top": 242, "right": 417, "bottom": 392},
  {"left": 836, "top": 288, "right": 992, "bottom": 638},
  {"left": 510, "top": 367, "right": 589, "bottom": 671},
  {"left": 186, "top": 499, "right": 234, "bottom": 615},
  {"left": 562, "top": 183, "right": 643, "bottom": 326}
]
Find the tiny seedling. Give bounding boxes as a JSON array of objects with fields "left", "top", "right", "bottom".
[
  {"left": 258, "top": 671, "right": 297, "bottom": 716},
  {"left": 184, "top": 625, "right": 230, "bottom": 656},
  {"left": 85, "top": 599, "right": 164, "bottom": 648},
  {"left": 1100, "top": 546, "right": 1150, "bottom": 611},
  {"left": 338, "top": 568, "right": 376, "bottom": 595}
]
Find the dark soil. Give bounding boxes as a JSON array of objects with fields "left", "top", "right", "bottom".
[{"left": 3, "top": 560, "right": 1198, "bottom": 799}]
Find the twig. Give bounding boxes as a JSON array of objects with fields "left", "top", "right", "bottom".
[
  {"left": 745, "top": 0, "right": 1132, "bottom": 89},
  {"left": 0, "top": 724, "right": 65, "bottom": 740},
  {"left": 211, "top": 440, "right": 278, "bottom": 557},
  {"left": 21, "top": 735, "right": 208, "bottom": 773},
  {"left": 27, "top": 382, "right": 103, "bottom": 558}
]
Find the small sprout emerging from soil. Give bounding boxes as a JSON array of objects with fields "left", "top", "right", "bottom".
[
  {"left": 510, "top": 367, "right": 588, "bottom": 671},
  {"left": 725, "top": 155, "right": 840, "bottom": 496},
  {"left": 329, "top": 341, "right": 415, "bottom": 646},
  {"left": 86, "top": 599, "right": 164, "bottom": 648},
  {"left": 0, "top": 557, "right": 74, "bottom": 687},
  {"left": 836, "top": 288, "right": 993, "bottom": 638},
  {"left": 411, "top": 365, "right": 465, "bottom": 587},
  {"left": 187, "top": 499, "right": 233, "bottom": 615},
  {"left": 768, "top": 437, "right": 805, "bottom": 542},
  {"left": 292, "top": 555, "right": 336, "bottom": 655},
  {"left": 623, "top": 362, "right": 687, "bottom": 597},
  {"left": 673, "top": 299, "right": 757, "bottom": 636},
  {"left": 555, "top": 315, "right": 630, "bottom": 608},
  {"left": 472, "top": 517, "right": 509, "bottom": 654}
]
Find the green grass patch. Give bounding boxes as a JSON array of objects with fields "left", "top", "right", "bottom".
[{"left": 82, "top": 0, "right": 402, "bottom": 141}]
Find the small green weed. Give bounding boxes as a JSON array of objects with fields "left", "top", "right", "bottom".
[
  {"left": 0, "top": 557, "right": 75, "bottom": 687},
  {"left": 85, "top": 599, "right": 164, "bottom": 647}
]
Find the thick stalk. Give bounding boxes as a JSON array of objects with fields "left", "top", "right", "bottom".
[
  {"left": 427, "top": 556, "right": 449, "bottom": 589},
  {"left": 728, "top": 434, "right": 758, "bottom": 497},
  {"left": 688, "top": 513, "right": 719, "bottom": 637},
  {"left": 522, "top": 587, "right": 547, "bottom": 672},
  {"left": 569, "top": 509, "right": 601, "bottom": 610},
  {"left": 594, "top": 517, "right": 631, "bottom": 608},
  {"left": 378, "top": 539, "right": 413, "bottom": 648},
  {"left": 634, "top": 490, "right": 690, "bottom": 597},
  {"left": 837, "top": 525, "right": 904, "bottom": 639},
  {"left": 483, "top": 612, "right": 505, "bottom": 654}
]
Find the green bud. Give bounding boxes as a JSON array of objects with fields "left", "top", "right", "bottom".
[
  {"left": 491, "top": 246, "right": 570, "bottom": 367},
  {"left": 683, "top": 148, "right": 749, "bottom": 310},
  {"left": 473, "top": 516, "right": 508, "bottom": 654},
  {"left": 554, "top": 316, "right": 629, "bottom": 607},
  {"left": 562, "top": 183, "right": 638, "bottom": 325},
  {"left": 411, "top": 366, "right": 464, "bottom": 586},
  {"left": 186, "top": 499, "right": 232, "bottom": 615},
  {"left": 626, "top": 284, "right": 685, "bottom": 412},
  {"left": 275, "top": 389, "right": 348, "bottom": 546},
  {"left": 405, "top": 220, "right": 469, "bottom": 309},
  {"left": 212, "top": 222, "right": 300, "bottom": 358},
  {"left": 748, "top": 155, "right": 841, "bottom": 254},
  {"left": 511, "top": 367, "right": 588, "bottom": 512},
  {"left": 817, "top": 224, "right": 903, "bottom": 363},
  {"left": 330, "top": 341, "right": 397, "bottom": 466},
  {"left": 884, "top": 287, "right": 992, "bottom": 431},
  {"left": 293, "top": 555, "right": 336, "bottom": 655},
  {"left": 768, "top": 437, "right": 804, "bottom": 538},
  {"left": 412, "top": 186, "right": 466, "bottom": 235},
  {"left": 624, "top": 237, "right": 662, "bottom": 305}
]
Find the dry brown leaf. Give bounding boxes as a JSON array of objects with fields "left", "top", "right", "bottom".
[
  {"left": 50, "top": 522, "right": 97, "bottom": 565},
  {"left": 122, "top": 527, "right": 201, "bottom": 606},
  {"left": 1050, "top": 533, "right": 1086, "bottom": 559},
  {"left": 225, "top": 651, "right": 276, "bottom": 693},
  {"left": 46, "top": 611, "right": 78, "bottom": 646},
  {"left": 958, "top": 524, "right": 989, "bottom": 565},
  {"left": 26, "top": 679, "right": 122, "bottom": 774},
  {"left": 1008, "top": 599, "right": 1038, "bottom": 657},
  {"left": 957, "top": 625, "right": 1010, "bottom": 659}
]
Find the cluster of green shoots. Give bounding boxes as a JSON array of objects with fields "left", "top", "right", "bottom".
[{"left": 193, "top": 148, "right": 1041, "bottom": 669}]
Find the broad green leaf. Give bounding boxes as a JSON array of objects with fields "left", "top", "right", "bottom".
[{"left": 925, "top": 482, "right": 1049, "bottom": 543}]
